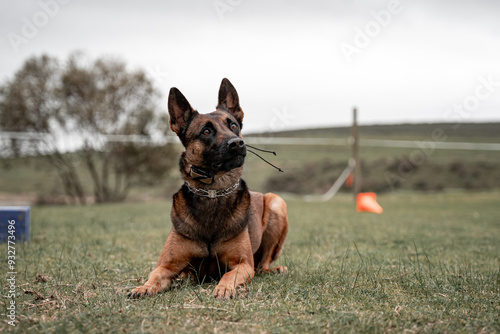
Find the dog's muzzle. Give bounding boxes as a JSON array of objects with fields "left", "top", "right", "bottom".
[
  {"left": 228, "top": 137, "right": 245, "bottom": 154},
  {"left": 210, "top": 137, "right": 246, "bottom": 172}
]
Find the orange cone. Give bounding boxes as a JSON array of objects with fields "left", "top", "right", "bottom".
[{"left": 356, "top": 192, "right": 383, "bottom": 214}]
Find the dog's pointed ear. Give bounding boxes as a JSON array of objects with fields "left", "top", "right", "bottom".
[
  {"left": 168, "top": 87, "right": 198, "bottom": 136},
  {"left": 218, "top": 78, "right": 244, "bottom": 127}
]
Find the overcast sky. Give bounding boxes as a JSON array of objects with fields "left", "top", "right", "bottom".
[{"left": 1, "top": 0, "right": 499, "bottom": 133}]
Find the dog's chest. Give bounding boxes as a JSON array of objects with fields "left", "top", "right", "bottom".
[{"left": 171, "top": 189, "right": 251, "bottom": 247}]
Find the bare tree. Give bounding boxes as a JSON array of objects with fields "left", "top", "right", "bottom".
[
  {"left": 0, "top": 53, "right": 177, "bottom": 204},
  {"left": 0, "top": 55, "right": 86, "bottom": 203}
]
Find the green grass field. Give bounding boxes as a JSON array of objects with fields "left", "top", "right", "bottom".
[{"left": 2, "top": 191, "right": 499, "bottom": 333}]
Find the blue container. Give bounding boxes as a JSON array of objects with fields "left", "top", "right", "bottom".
[{"left": 0, "top": 206, "right": 30, "bottom": 242}]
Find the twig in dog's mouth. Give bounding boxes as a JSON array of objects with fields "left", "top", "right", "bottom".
[
  {"left": 246, "top": 144, "right": 277, "bottom": 156},
  {"left": 247, "top": 145, "right": 283, "bottom": 173}
]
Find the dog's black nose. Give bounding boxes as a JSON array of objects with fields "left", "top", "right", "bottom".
[{"left": 228, "top": 138, "right": 245, "bottom": 151}]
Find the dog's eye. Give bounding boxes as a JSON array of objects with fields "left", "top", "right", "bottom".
[
  {"left": 230, "top": 123, "right": 238, "bottom": 131},
  {"left": 202, "top": 129, "right": 211, "bottom": 136}
]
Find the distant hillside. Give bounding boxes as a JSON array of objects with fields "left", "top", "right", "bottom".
[
  {"left": 246, "top": 122, "right": 500, "bottom": 195},
  {"left": 248, "top": 122, "right": 500, "bottom": 142},
  {"left": 1, "top": 122, "right": 499, "bottom": 204}
]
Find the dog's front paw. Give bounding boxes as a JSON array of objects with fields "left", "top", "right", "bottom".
[
  {"left": 213, "top": 283, "right": 236, "bottom": 300},
  {"left": 259, "top": 265, "right": 288, "bottom": 274},
  {"left": 128, "top": 268, "right": 173, "bottom": 299},
  {"left": 273, "top": 265, "right": 288, "bottom": 273},
  {"left": 128, "top": 284, "right": 159, "bottom": 299}
]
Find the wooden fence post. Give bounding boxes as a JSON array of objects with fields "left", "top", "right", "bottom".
[{"left": 352, "top": 107, "right": 362, "bottom": 198}]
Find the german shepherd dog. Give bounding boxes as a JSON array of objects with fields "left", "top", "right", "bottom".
[{"left": 129, "top": 78, "right": 288, "bottom": 299}]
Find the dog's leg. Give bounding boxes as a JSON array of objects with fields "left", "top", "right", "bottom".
[
  {"left": 212, "top": 228, "right": 255, "bottom": 299},
  {"left": 257, "top": 193, "right": 289, "bottom": 273},
  {"left": 129, "top": 230, "right": 206, "bottom": 298}
]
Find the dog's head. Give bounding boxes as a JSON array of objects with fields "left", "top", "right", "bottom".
[{"left": 168, "top": 78, "right": 246, "bottom": 183}]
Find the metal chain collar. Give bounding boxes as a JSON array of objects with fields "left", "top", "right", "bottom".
[{"left": 185, "top": 180, "right": 240, "bottom": 199}]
